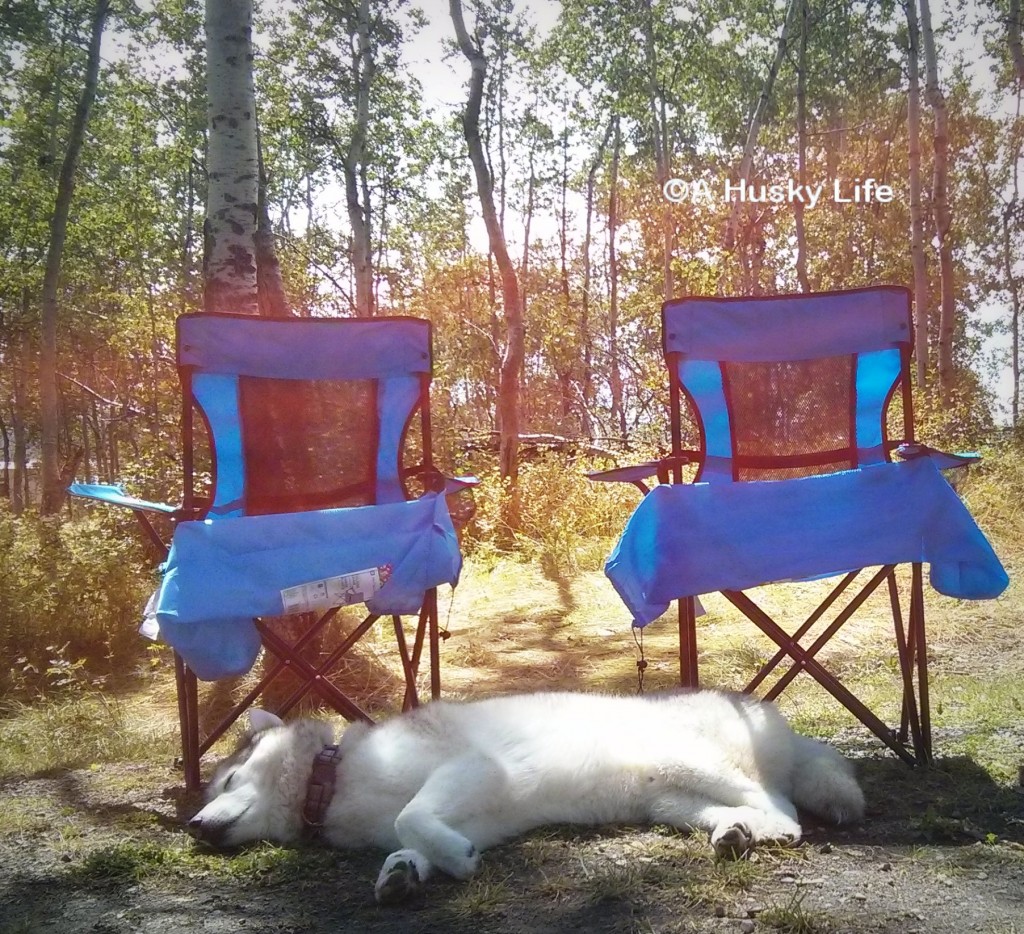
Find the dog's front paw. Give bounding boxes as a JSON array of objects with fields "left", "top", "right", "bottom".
[
  {"left": 712, "top": 821, "right": 753, "bottom": 859},
  {"left": 375, "top": 849, "right": 428, "bottom": 905}
]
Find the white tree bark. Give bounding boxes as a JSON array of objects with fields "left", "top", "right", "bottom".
[
  {"left": 905, "top": 0, "right": 929, "bottom": 387},
  {"left": 204, "top": 0, "right": 259, "bottom": 316},
  {"left": 918, "top": 0, "right": 955, "bottom": 402},
  {"left": 342, "top": 0, "right": 376, "bottom": 317},
  {"left": 723, "top": 0, "right": 799, "bottom": 255}
]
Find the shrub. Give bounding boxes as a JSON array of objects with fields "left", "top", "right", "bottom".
[
  {"left": 0, "top": 507, "right": 154, "bottom": 696},
  {"left": 462, "top": 454, "right": 642, "bottom": 572}
]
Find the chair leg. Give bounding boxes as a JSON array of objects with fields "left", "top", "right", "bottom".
[
  {"left": 392, "top": 614, "right": 420, "bottom": 711},
  {"left": 888, "top": 570, "right": 923, "bottom": 756},
  {"left": 723, "top": 589, "right": 917, "bottom": 766},
  {"left": 762, "top": 566, "right": 892, "bottom": 702},
  {"left": 678, "top": 597, "right": 699, "bottom": 688},
  {"left": 427, "top": 588, "right": 441, "bottom": 701},
  {"left": 174, "top": 652, "right": 201, "bottom": 793},
  {"left": 911, "top": 563, "right": 932, "bottom": 762},
  {"left": 259, "top": 619, "right": 375, "bottom": 722},
  {"left": 745, "top": 571, "right": 859, "bottom": 694}
]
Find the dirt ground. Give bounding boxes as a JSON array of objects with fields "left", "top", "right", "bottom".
[
  {"left": 2, "top": 566, "right": 1023, "bottom": 933},
  {"left": 1, "top": 739, "right": 1023, "bottom": 934}
]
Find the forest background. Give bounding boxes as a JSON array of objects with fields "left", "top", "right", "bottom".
[{"left": 1, "top": 0, "right": 1023, "bottom": 697}]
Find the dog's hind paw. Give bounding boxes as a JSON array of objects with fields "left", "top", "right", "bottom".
[
  {"left": 712, "top": 822, "right": 753, "bottom": 860},
  {"left": 375, "top": 849, "right": 429, "bottom": 905}
]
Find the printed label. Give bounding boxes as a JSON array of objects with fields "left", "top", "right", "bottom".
[{"left": 281, "top": 564, "right": 393, "bottom": 614}]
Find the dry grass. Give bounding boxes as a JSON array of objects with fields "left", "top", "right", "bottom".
[
  {"left": 3, "top": 534, "right": 1020, "bottom": 781},
  {"left": 2, "top": 445, "right": 1021, "bottom": 786}
]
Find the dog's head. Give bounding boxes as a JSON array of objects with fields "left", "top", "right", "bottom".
[{"left": 188, "top": 709, "right": 334, "bottom": 848}]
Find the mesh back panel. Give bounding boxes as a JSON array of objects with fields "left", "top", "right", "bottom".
[
  {"left": 724, "top": 355, "right": 854, "bottom": 481},
  {"left": 238, "top": 377, "right": 379, "bottom": 514}
]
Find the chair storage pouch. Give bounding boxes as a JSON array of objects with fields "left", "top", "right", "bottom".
[
  {"left": 154, "top": 492, "right": 462, "bottom": 680},
  {"left": 605, "top": 458, "right": 1008, "bottom": 628}
]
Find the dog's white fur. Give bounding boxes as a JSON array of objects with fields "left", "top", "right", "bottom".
[{"left": 190, "top": 690, "right": 864, "bottom": 903}]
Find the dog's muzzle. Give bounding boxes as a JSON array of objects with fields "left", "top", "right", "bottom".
[{"left": 188, "top": 813, "right": 235, "bottom": 847}]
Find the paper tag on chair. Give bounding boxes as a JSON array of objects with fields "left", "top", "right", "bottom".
[{"left": 280, "top": 565, "right": 393, "bottom": 614}]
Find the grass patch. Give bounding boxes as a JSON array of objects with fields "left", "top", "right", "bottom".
[
  {"left": 68, "top": 839, "right": 345, "bottom": 886},
  {"left": 0, "top": 695, "right": 178, "bottom": 778},
  {"left": 0, "top": 796, "right": 55, "bottom": 835},
  {"left": 446, "top": 865, "right": 515, "bottom": 918},
  {"left": 760, "top": 890, "right": 831, "bottom": 933}
]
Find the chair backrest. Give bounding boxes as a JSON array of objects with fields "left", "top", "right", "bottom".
[
  {"left": 661, "top": 286, "right": 914, "bottom": 483},
  {"left": 176, "top": 314, "right": 434, "bottom": 519}
]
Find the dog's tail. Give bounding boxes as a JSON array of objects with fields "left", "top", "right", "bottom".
[{"left": 788, "top": 734, "right": 865, "bottom": 825}]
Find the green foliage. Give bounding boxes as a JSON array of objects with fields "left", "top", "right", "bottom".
[
  {"left": 0, "top": 508, "right": 153, "bottom": 696},
  {"left": 760, "top": 890, "right": 828, "bottom": 933},
  {"left": 0, "top": 690, "right": 175, "bottom": 776},
  {"left": 956, "top": 440, "right": 1024, "bottom": 549},
  {"left": 68, "top": 838, "right": 344, "bottom": 885},
  {"left": 464, "top": 454, "right": 642, "bottom": 571}
]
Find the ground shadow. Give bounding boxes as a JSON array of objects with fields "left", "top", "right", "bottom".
[{"left": 808, "top": 754, "right": 1024, "bottom": 847}]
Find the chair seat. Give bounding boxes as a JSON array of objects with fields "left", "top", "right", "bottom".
[
  {"left": 153, "top": 492, "right": 463, "bottom": 680},
  {"left": 606, "top": 457, "right": 1008, "bottom": 628}
]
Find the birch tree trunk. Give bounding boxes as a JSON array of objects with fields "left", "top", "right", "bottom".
[
  {"left": 608, "top": 117, "right": 626, "bottom": 441},
  {"left": 39, "top": 0, "right": 110, "bottom": 514},
  {"left": 905, "top": 0, "right": 930, "bottom": 387},
  {"left": 723, "top": 0, "right": 799, "bottom": 256},
  {"left": 641, "top": 0, "right": 674, "bottom": 300},
  {"left": 794, "top": 0, "right": 810, "bottom": 292},
  {"left": 581, "top": 120, "right": 613, "bottom": 441},
  {"left": 918, "top": 0, "right": 956, "bottom": 403},
  {"left": 1002, "top": 204, "right": 1021, "bottom": 427},
  {"left": 557, "top": 122, "right": 572, "bottom": 421},
  {"left": 1010, "top": 0, "right": 1024, "bottom": 87},
  {"left": 342, "top": 0, "right": 376, "bottom": 317},
  {"left": 450, "top": 0, "right": 525, "bottom": 528},
  {"left": 204, "top": 0, "right": 259, "bottom": 316},
  {"left": 256, "top": 122, "right": 290, "bottom": 317}
]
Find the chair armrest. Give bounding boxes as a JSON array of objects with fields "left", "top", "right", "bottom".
[
  {"left": 587, "top": 454, "right": 696, "bottom": 494},
  {"left": 442, "top": 475, "right": 480, "bottom": 494},
  {"left": 68, "top": 483, "right": 178, "bottom": 514},
  {"left": 68, "top": 482, "right": 180, "bottom": 558},
  {"left": 894, "top": 443, "right": 980, "bottom": 470}
]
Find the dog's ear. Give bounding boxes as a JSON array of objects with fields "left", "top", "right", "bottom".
[{"left": 249, "top": 709, "right": 285, "bottom": 734}]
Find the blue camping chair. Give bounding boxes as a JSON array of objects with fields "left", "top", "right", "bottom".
[
  {"left": 593, "top": 287, "right": 1007, "bottom": 764},
  {"left": 71, "top": 314, "right": 473, "bottom": 790}
]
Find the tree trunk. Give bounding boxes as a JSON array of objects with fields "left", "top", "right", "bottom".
[
  {"left": 450, "top": 0, "right": 525, "bottom": 527},
  {"left": 641, "top": 0, "right": 674, "bottom": 300},
  {"left": 794, "top": 0, "right": 810, "bottom": 292},
  {"left": 521, "top": 145, "right": 535, "bottom": 296},
  {"left": 581, "top": 121, "right": 613, "bottom": 441},
  {"left": 342, "top": 0, "right": 376, "bottom": 317},
  {"left": 1010, "top": 0, "right": 1024, "bottom": 87},
  {"left": 12, "top": 292, "right": 30, "bottom": 515},
  {"left": 1002, "top": 204, "right": 1021, "bottom": 428},
  {"left": 0, "top": 415, "right": 8, "bottom": 501},
  {"left": 39, "top": 0, "right": 110, "bottom": 514},
  {"left": 256, "top": 122, "right": 290, "bottom": 317},
  {"left": 905, "top": 0, "right": 930, "bottom": 388},
  {"left": 608, "top": 117, "right": 626, "bottom": 442},
  {"left": 204, "top": 0, "right": 259, "bottom": 316},
  {"left": 723, "top": 0, "right": 799, "bottom": 255},
  {"left": 557, "top": 121, "right": 573, "bottom": 422},
  {"left": 918, "top": 0, "right": 955, "bottom": 403}
]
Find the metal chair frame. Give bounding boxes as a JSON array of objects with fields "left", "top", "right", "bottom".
[
  {"left": 599, "top": 288, "right": 933, "bottom": 765},
  {"left": 86, "top": 314, "right": 454, "bottom": 791}
]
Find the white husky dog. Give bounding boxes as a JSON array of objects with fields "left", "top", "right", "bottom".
[{"left": 189, "top": 690, "right": 864, "bottom": 903}]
